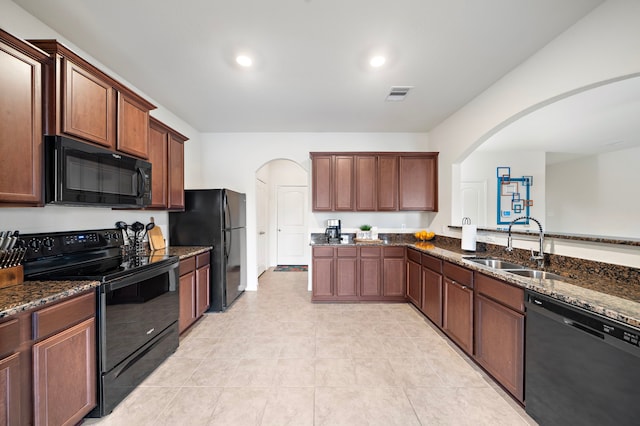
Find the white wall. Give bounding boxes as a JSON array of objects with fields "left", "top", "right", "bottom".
[
  {"left": 198, "top": 132, "right": 430, "bottom": 289},
  {"left": 429, "top": 0, "right": 640, "bottom": 268},
  {"left": 546, "top": 146, "right": 640, "bottom": 237},
  {"left": 0, "top": 0, "right": 202, "bottom": 238}
]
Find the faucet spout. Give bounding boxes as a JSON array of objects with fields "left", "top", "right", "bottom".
[{"left": 505, "top": 216, "right": 545, "bottom": 268}]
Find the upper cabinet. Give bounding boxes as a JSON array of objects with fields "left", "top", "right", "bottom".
[
  {"left": 310, "top": 152, "right": 438, "bottom": 212},
  {"left": 29, "top": 39, "right": 155, "bottom": 158},
  {"left": 148, "top": 117, "right": 188, "bottom": 210},
  {"left": 0, "top": 29, "right": 49, "bottom": 206}
]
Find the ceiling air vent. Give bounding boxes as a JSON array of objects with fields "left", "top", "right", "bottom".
[{"left": 386, "top": 86, "right": 413, "bottom": 101}]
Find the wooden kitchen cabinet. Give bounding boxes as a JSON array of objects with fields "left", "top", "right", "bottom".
[
  {"left": 442, "top": 262, "right": 474, "bottom": 355},
  {"left": 474, "top": 273, "right": 524, "bottom": 402},
  {"left": 30, "top": 39, "right": 155, "bottom": 156},
  {"left": 359, "top": 247, "right": 382, "bottom": 297},
  {"left": 311, "top": 152, "right": 437, "bottom": 212},
  {"left": 382, "top": 247, "right": 406, "bottom": 299},
  {"left": 399, "top": 154, "right": 438, "bottom": 211},
  {"left": 406, "top": 249, "right": 422, "bottom": 307},
  {"left": 0, "top": 29, "right": 48, "bottom": 206},
  {"left": 421, "top": 253, "right": 443, "bottom": 327},
  {"left": 335, "top": 247, "right": 358, "bottom": 298},
  {"left": 312, "top": 247, "right": 334, "bottom": 299},
  {"left": 0, "top": 318, "right": 21, "bottom": 425},
  {"left": 148, "top": 117, "right": 188, "bottom": 210},
  {"left": 179, "top": 252, "right": 211, "bottom": 333}
]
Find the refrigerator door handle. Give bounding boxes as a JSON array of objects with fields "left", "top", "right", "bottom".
[{"left": 224, "top": 193, "right": 231, "bottom": 229}]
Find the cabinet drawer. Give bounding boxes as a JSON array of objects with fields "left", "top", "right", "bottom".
[
  {"left": 421, "top": 253, "right": 442, "bottom": 273},
  {"left": 336, "top": 247, "right": 357, "bottom": 257},
  {"left": 32, "top": 291, "right": 95, "bottom": 340},
  {"left": 0, "top": 318, "right": 19, "bottom": 358},
  {"left": 360, "top": 247, "right": 381, "bottom": 257},
  {"left": 384, "top": 246, "right": 405, "bottom": 258},
  {"left": 407, "top": 248, "right": 421, "bottom": 263},
  {"left": 443, "top": 262, "right": 473, "bottom": 288},
  {"left": 475, "top": 273, "right": 524, "bottom": 312},
  {"left": 313, "top": 247, "right": 334, "bottom": 257},
  {"left": 196, "top": 251, "right": 210, "bottom": 268},
  {"left": 179, "top": 256, "right": 196, "bottom": 275}
]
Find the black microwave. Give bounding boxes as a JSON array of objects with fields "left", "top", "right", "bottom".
[{"left": 45, "top": 135, "right": 152, "bottom": 207}]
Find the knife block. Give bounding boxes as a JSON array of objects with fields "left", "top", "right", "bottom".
[{"left": 0, "top": 265, "right": 23, "bottom": 289}]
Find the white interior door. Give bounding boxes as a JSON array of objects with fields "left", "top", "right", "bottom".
[
  {"left": 256, "top": 178, "right": 268, "bottom": 276},
  {"left": 460, "top": 181, "right": 487, "bottom": 226},
  {"left": 277, "top": 185, "right": 308, "bottom": 265}
]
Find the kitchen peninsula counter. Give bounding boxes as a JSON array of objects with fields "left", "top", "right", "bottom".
[{"left": 310, "top": 236, "right": 640, "bottom": 328}]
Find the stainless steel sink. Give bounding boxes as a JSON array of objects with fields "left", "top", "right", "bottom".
[
  {"left": 464, "top": 257, "right": 527, "bottom": 270},
  {"left": 507, "top": 269, "right": 566, "bottom": 280}
]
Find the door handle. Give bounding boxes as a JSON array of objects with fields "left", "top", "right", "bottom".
[{"left": 259, "top": 231, "right": 266, "bottom": 235}]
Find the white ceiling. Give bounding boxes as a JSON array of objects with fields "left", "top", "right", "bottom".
[
  {"left": 477, "top": 75, "right": 640, "bottom": 162},
  {"left": 12, "top": 0, "right": 603, "bottom": 133}
]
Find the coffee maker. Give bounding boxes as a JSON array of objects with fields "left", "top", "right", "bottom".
[{"left": 325, "top": 219, "right": 341, "bottom": 243}]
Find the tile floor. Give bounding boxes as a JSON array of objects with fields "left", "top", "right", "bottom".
[{"left": 85, "top": 269, "right": 536, "bottom": 425}]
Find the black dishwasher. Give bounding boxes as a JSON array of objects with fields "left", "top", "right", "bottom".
[{"left": 525, "top": 290, "right": 639, "bottom": 426}]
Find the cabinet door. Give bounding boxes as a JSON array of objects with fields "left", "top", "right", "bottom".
[
  {"left": 33, "top": 318, "right": 96, "bottom": 426},
  {"left": 312, "top": 257, "right": 334, "bottom": 299},
  {"left": 335, "top": 257, "right": 358, "bottom": 298},
  {"left": 383, "top": 257, "right": 406, "bottom": 297},
  {"left": 334, "top": 155, "right": 354, "bottom": 211},
  {"left": 168, "top": 134, "right": 185, "bottom": 210},
  {"left": 475, "top": 294, "right": 524, "bottom": 402},
  {"left": 196, "top": 264, "right": 211, "bottom": 317},
  {"left": 422, "top": 267, "right": 443, "bottom": 327},
  {"left": 312, "top": 155, "right": 333, "bottom": 211},
  {"left": 406, "top": 260, "right": 421, "bottom": 307},
  {"left": 0, "top": 38, "right": 43, "bottom": 205},
  {"left": 62, "top": 58, "right": 115, "bottom": 148},
  {"left": 359, "top": 248, "right": 381, "bottom": 297},
  {"left": 0, "top": 352, "right": 21, "bottom": 425},
  {"left": 355, "top": 155, "right": 376, "bottom": 211},
  {"left": 148, "top": 120, "right": 168, "bottom": 208},
  {"left": 179, "top": 271, "right": 196, "bottom": 333},
  {"left": 398, "top": 155, "right": 437, "bottom": 211},
  {"left": 117, "top": 92, "right": 149, "bottom": 158},
  {"left": 443, "top": 278, "right": 474, "bottom": 355},
  {"left": 377, "top": 156, "right": 398, "bottom": 211}
]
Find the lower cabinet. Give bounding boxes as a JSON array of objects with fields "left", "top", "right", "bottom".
[
  {"left": 311, "top": 245, "right": 405, "bottom": 302},
  {"left": 406, "top": 249, "right": 421, "bottom": 306},
  {"left": 474, "top": 273, "right": 525, "bottom": 402},
  {"left": 179, "top": 251, "right": 211, "bottom": 333},
  {"left": 442, "top": 262, "right": 474, "bottom": 355},
  {"left": 421, "top": 253, "right": 443, "bottom": 327},
  {"left": 0, "top": 290, "right": 97, "bottom": 426}
]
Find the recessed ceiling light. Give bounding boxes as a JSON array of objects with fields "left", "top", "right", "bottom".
[
  {"left": 369, "top": 55, "right": 386, "bottom": 68},
  {"left": 236, "top": 55, "right": 253, "bottom": 67}
]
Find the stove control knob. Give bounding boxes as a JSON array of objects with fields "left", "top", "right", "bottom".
[
  {"left": 104, "top": 233, "right": 111, "bottom": 240},
  {"left": 42, "top": 237, "right": 54, "bottom": 249},
  {"left": 112, "top": 232, "right": 119, "bottom": 240},
  {"left": 28, "top": 238, "right": 41, "bottom": 250}
]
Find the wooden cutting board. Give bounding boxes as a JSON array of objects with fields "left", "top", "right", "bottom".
[{"left": 148, "top": 225, "right": 166, "bottom": 251}]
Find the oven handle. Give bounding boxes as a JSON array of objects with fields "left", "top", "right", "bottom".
[
  {"left": 102, "top": 260, "right": 178, "bottom": 292},
  {"left": 111, "top": 328, "right": 175, "bottom": 380}
]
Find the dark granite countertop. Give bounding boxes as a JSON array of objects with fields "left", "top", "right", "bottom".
[
  {"left": 0, "top": 280, "right": 100, "bottom": 319},
  {"left": 163, "top": 246, "right": 212, "bottom": 259},
  {"left": 311, "top": 235, "right": 640, "bottom": 328}
]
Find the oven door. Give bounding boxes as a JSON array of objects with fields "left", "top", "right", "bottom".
[{"left": 46, "top": 135, "right": 152, "bottom": 207}]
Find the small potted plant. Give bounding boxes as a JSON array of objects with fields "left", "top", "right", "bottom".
[{"left": 359, "top": 224, "right": 372, "bottom": 240}]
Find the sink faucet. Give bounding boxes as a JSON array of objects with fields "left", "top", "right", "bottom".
[{"left": 505, "top": 216, "right": 545, "bottom": 268}]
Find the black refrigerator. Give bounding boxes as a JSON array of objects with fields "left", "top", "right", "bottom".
[{"left": 169, "top": 189, "right": 246, "bottom": 311}]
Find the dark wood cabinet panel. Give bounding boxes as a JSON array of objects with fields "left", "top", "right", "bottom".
[
  {"left": 399, "top": 155, "right": 438, "bottom": 211},
  {"left": 312, "top": 155, "right": 333, "bottom": 211},
  {"left": 33, "top": 317, "right": 96, "bottom": 426},
  {"left": 334, "top": 156, "right": 355, "bottom": 211},
  {"left": 377, "top": 156, "right": 398, "bottom": 210},
  {"left": 62, "top": 58, "right": 116, "bottom": 148},
  {"left": 0, "top": 30, "right": 47, "bottom": 206},
  {"left": 406, "top": 258, "right": 421, "bottom": 307},
  {"left": 179, "top": 270, "right": 196, "bottom": 334},
  {"left": 312, "top": 257, "right": 334, "bottom": 299},
  {"left": 336, "top": 257, "right": 358, "bottom": 298},
  {"left": 117, "top": 92, "right": 149, "bottom": 158},
  {"left": 359, "top": 257, "right": 381, "bottom": 297},
  {"left": 475, "top": 294, "right": 524, "bottom": 402},
  {"left": 443, "top": 277, "right": 474, "bottom": 355},
  {"left": 196, "top": 253, "right": 211, "bottom": 317},
  {"left": 355, "top": 155, "right": 376, "bottom": 211},
  {"left": 422, "top": 267, "right": 443, "bottom": 327},
  {"left": 148, "top": 119, "right": 169, "bottom": 208},
  {"left": 168, "top": 133, "right": 186, "bottom": 210},
  {"left": 383, "top": 257, "right": 406, "bottom": 297},
  {"left": 0, "top": 352, "right": 21, "bottom": 426}
]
